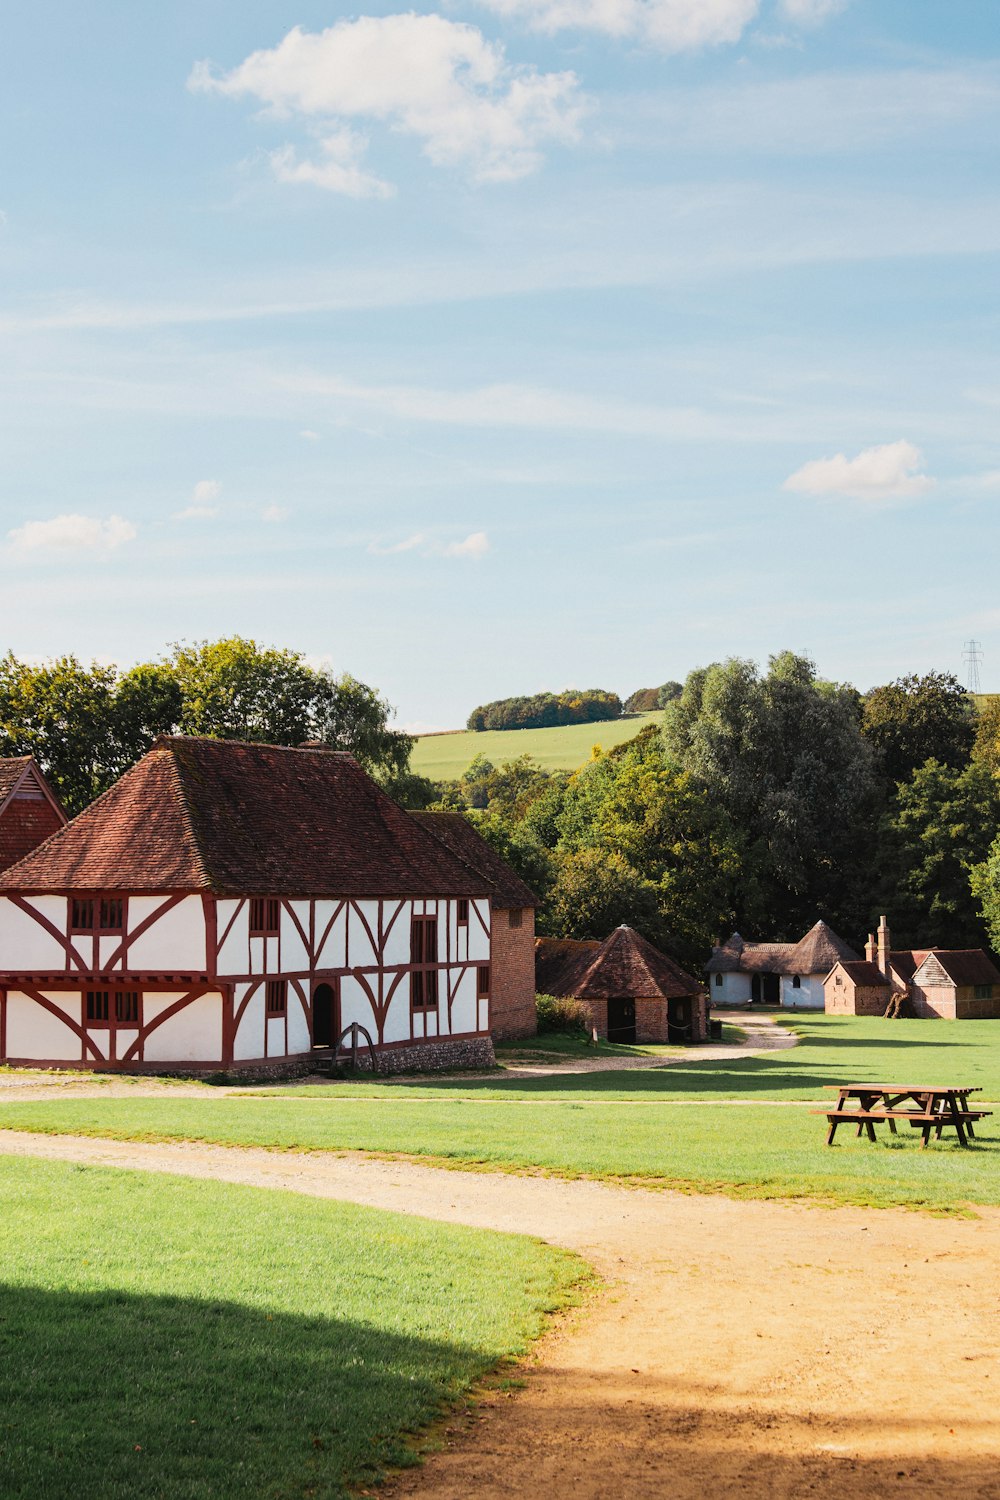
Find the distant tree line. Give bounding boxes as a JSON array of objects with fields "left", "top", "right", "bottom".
[
  {"left": 466, "top": 689, "right": 622, "bottom": 733},
  {"left": 435, "top": 655, "right": 1000, "bottom": 967},
  {"left": 623, "top": 682, "right": 683, "bottom": 714},
  {"left": 0, "top": 637, "right": 422, "bottom": 816}
]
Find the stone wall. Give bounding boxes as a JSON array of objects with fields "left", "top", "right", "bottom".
[{"left": 490, "top": 906, "right": 538, "bottom": 1039}]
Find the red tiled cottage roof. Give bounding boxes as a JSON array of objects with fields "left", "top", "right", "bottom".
[
  {"left": 537, "top": 926, "right": 702, "bottom": 1001},
  {"left": 836, "top": 959, "right": 890, "bottom": 988},
  {"left": 409, "top": 811, "right": 537, "bottom": 909},
  {"left": 0, "top": 757, "right": 67, "bottom": 873},
  {"left": 915, "top": 950, "right": 1000, "bottom": 987},
  {"left": 0, "top": 737, "right": 490, "bottom": 898}
]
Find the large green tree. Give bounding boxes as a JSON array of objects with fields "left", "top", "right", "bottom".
[
  {"left": 861, "top": 671, "right": 975, "bottom": 786},
  {"left": 662, "top": 651, "right": 876, "bottom": 937},
  {"left": 0, "top": 654, "right": 120, "bottom": 813},
  {"left": 877, "top": 759, "right": 1000, "bottom": 948}
]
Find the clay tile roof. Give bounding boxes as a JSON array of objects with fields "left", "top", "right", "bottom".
[
  {"left": 0, "top": 737, "right": 490, "bottom": 898},
  {"left": 915, "top": 950, "right": 1000, "bottom": 987},
  {"left": 889, "top": 950, "right": 918, "bottom": 983},
  {"left": 409, "top": 811, "right": 538, "bottom": 908},
  {"left": 537, "top": 926, "right": 703, "bottom": 1001},
  {"left": 535, "top": 937, "right": 601, "bottom": 996},
  {"left": 837, "top": 960, "right": 891, "bottom": 987},
  {"left": 0, "top": 757, "right": 33, "bottom": 802},
  {"left": 787, "top": 920, "right": 859, "bottom": 975}
]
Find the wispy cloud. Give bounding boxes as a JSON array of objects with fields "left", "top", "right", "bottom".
[
  {"left": 369, "top": 530, "right": 490, "bottom": 559},
  {"left": 7, "top": 513, "right": 137, "bottom": 553},
  {"left": 442, "top": 530, "right": 490, "bottom": 558},
  {"left": 190, "top": 17, "right": 585, "bottom": 189},
  {"left": 475, "top": 0, "right": 758, "bottom": 49},
  {"left": 260, "top": 504, "right": 290, "bottom": 523},
  {"left": 784, "top": 440, "right": 934, "bottom": 500},
  {"left": 299, "top": 429, "right": 322, "bottom": 441},
  {"left": 174, "top": 478, "right": 222, "bottom": 520}
]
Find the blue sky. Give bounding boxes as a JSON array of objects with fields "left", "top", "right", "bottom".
[{"left": 2, "top": 0, "right": 998, "bottom": 729}]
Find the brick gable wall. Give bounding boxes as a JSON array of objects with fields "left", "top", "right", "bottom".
[{"left": 489, "top": 906, "right": 538, "bottom": 1039}]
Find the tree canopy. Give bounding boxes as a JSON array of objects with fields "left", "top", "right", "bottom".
[{"left": 861, "top": 671, "right": 975, "bottom": 787}]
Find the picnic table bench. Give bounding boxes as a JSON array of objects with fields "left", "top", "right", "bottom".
[{"left": 818, "top": 1085, "right": 991, "bottom": 1148}]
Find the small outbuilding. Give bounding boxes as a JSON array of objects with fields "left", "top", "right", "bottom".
[
  {"left": 824, "top": 915, "right": 1000, "bottom": 1020},
  {"left": 706, "top": 920, "right": 859, "bottom": 1009},
  {"left": 535, "top": 925, "right": 708, "bottom": 1044}
]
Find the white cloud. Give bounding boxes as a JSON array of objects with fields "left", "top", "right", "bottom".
[
  {"left": 784, "top": 440, "right": 935, "bottom": 500},
  {"left": 7, "top": 513, "right": 137, "bottom": 553},
  {"left": 442, "top": 530, "right": 490, "bottom": 558},
  {"left": 478, "top": 0, "right": 758, "bottom": 48},
  {"left": 299, "top": 429, "right": 322, "bottom": 441},
  {"left": 780, "top": 0, "right": 849, "bottom": 22},
  {"left": 173, "top": 478, "right": 222, "bottom": 519},
  {"left": 369, "top": 532, "right": 426, "bottom": 555},
  {"left": 270, "top": 131, "right": 394, "bottom": 200},
  {"left": 190, "top": 17, "right": 585, "bottom": 188},
  {"left": 193, "top": 478, "right": 222, "bottom": 504},
  {"left": 260, "top": 504, "right": 290, "bottom": 523}
]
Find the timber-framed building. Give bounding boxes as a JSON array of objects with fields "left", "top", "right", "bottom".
[{"left": 0, "top": 736, "right": 497, "bottom": 1074}]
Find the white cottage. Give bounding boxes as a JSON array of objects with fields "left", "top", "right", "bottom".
[
  {"left": 0, "top": 736, "right": 496, "bottom": 1074},
  {"left": 706, "top": 920, "right": 859, "bottom": 1010}
]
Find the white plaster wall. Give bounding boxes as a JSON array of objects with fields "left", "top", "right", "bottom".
[
  {"left": 478, "top": 998, "right": 489, "bottom": 1033},
  {"left": 710, "top": 972, "right": 752, "bottom": 1005},
  {"left": 127, "top": 897, "right": 207, "bottom": 972},
  {"left": 349, "top": 902, "right": 380, "bottom": 967},
  {"left": 381, "top": 902, "right": 411, "bottom": 967},
  {"left": 144, "top": 992, "right": 222, "bottom": 1063},
  {"left": 340, "top": 975, "right": 378, "bottom": 1036},
  {"left": 314, "top": 902, "right": 346, "bottom": 969},
  {"left": 287, "top": 987, "right": 311, "bottom": 1054},
  {"left": 98, "top": 937, "right": 120, "bottom": 968},
  {"left": 217, "top": 900, "right": 247, "bottom": 974},
  {"left": 266, "top": 1016, "right": 285, "bottom": 1057},
  {"left": 234, "top": 985, "right": 264, "bottom": 1060},
  {"left": 781, "top": 974, "right": 824, "bottom": 1009},
  {"left": 5, "top": 992, "right": 81, "bottom": 1060},
  {"left": 450, "top": 969, "right": 478, "bottom": 1035},
  {"left": 467, "top": 901, "right": 491, "bottom": 962},
  {"left": 0, "top": 897, "right": 68, "bottom": 970},
  {"left": 382, "top": 987, "right": 411, "bottom": 1043},
  {"left": 282, "top": 904, "right": 310, "bottom": 973},
  {"left": 116, "top": 1028, "right": 139, "bottom": 1058}
]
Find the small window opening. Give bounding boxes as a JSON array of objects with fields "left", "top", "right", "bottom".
[
  {"left": 477, "top": 965, "right": 491, "bottom": 999},
  {"left": 116, "top": 991, "right": 140, "bottom": 1024},
  {"left": 71, "top": 898, "right": 95, "bottom": 932},
  {"left": 457, "top": 898, "right": 469, "bottom": 924},
  {"left": 410, "top": 917, "right": 439, "bottom": 1009},
  {"left": 792, "top": 975, "right": 801, "bottom": 989},
  {"left": 714, "top": 973, "right": 723, "bottom": 987},
  {"left": 86, "top": 990, "right": 110, "bottom": 1022},
  {"left": 508, "top": 908, "right": 523, "bottom": 929},
  {"left": 266, "top": 980, "right": 288, "bottom": 1015},
  {"left": 250, "top": 898, "right": 280, "bottom": 936}
]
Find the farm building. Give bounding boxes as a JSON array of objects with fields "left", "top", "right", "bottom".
[
  {"left": 0, "top": 757, "right": 66, "bottom": 872},
  {"left": 0, "top": 736, "right": 498, "bottom": 1074},
  {"left": 410, "top": 811, "right": 538, "bottom": 1039},
  {"left": 706, "top": 920, "right": 858, "bottom": 1009},
  {"left": 535, "top": 925, "right": 708, "bottom": 1044},
  {"left": 825, "top": 914, "right": 1000, "bottom": 1020}
]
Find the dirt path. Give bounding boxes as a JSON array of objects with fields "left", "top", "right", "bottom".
[
  {"left": 2, "top": 1129, "right": 998, "bottom": 1498},
  {"left": 500, "top": 1011, "right": 796, "bottom": 1075}
]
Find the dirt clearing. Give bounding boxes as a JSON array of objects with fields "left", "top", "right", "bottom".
[{"left": 2, "top": 1129, "right": 997, "bottom": 1499}]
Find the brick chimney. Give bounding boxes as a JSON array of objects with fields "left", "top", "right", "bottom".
[
  {"left": 876, "top": 915, "right": 891, "bottom": 981},
  {"left": 865, "top": 931, "right": 876, "bottom": 963}
]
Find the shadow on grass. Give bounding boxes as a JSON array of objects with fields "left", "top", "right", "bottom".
[{"left": 0, "top": 1283, "right": 486, "bottom": 1500}]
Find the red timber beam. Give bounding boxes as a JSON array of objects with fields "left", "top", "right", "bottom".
[
  {"left": 215, "top": 897, "right": 246, "bottom": 965},
  {"left": 314, "top": 900, "right": 347, "bottom": 968},
  {"left": 13, "top": 985, "right": 104, "bottom": 1062},
  {"left": 120, "top": 984, "right": 217, "bottom": 1064},
  {"left": 280, "top": 900, "right": 311, "bottom": 965},
  {"left": 102, "top": 894, "right": 188, "bottom": 970},
  {"left": 5, "top": 895, "right": 88, "bottom": 972}
]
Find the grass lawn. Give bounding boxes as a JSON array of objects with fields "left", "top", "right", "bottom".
[
  {"left": 0, "top": 1159, "right": 581, "bottom": 1499},
  {"left": 410, "top": 712, "right": 660, "bottom": 779},
  {"left": 1, "top": 1016, "right": 997, "bottom": 1215}
]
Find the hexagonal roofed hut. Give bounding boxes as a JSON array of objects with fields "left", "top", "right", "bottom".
[{"left": 535, "top": 925, "right": 707, "bottom": 1044}]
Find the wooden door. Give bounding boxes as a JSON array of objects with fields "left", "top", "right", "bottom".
[{"left": 667, "top": 997, "right": 691, "bottom": 1043}]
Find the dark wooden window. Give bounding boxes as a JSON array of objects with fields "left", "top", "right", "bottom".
[
  {"left": 86, "top": 990, "right": 109, "bottom": 1022},
  {"left": 99, "top": 898, "right": 124, "bottom": 931},
  {"left": 457, "top": 898, "right": 469, "bottom": 924},
  {"left": 250, "top": 898, "right": 280, "bottom": 935},
  {"left": 508, "top": 908, "right": 523, "bottom": 929},
  {"left": 835, "top": 974, "right": 843, "bottom": 988},
  {"left": 975, "top": 983, "right": 993, "bottom": 1000},
  {"left": 477, "top": 965, "right": 490, "bottom": 999},
  {"left": 792, "top": 975, "right": 801, "bottom": 989},
  {"left": 266, "top": 980, "right": 287, "bottom": 1015},
  {"left": 714, "top": 973, "right": 723, "bottom": 987},
  {"left": 70, "top": 898, "right": 95, "bottom": 932},
  {"left": 116, "top": 991, "right": 140, "bottom": 1024},
  {"left": 86, "top": 989, "right": 141, "bottom": 1026},
  {"left": 410, "top": 917, "right": 439, "bottom": 1009},
  {"left": 71, "top": 897, "right": 124, "bottom": 933}
]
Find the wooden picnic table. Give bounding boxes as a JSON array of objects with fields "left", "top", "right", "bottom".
[{"left": 819, "top": 1084, "right": 991, "bottom": 1149}]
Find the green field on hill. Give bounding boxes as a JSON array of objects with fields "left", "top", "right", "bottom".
[{"left": 410, "top": 711, "right": 661, "bottom": 780}]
